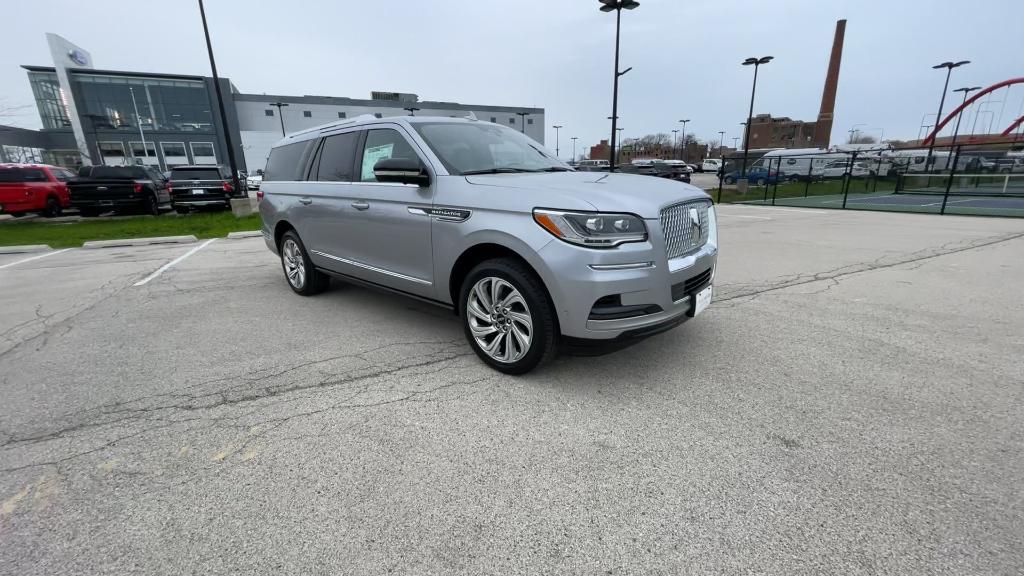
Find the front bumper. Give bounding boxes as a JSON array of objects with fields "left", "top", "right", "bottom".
[{"left": 538, "top": 211, "right": 718, "bottom": 341}]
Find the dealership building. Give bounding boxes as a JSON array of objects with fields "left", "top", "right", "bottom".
[{"left": 3, "top": 34, "right": 545, "bottom": 172}]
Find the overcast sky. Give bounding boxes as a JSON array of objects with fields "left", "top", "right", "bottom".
[{"left": 4, "top": 0, "right": 1022, "bottom": 151}]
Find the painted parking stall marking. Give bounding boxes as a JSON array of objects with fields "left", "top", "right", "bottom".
[
  {"left": 133, "top": 239, "right": 216, "bottom": 286},
  {"left": 0, "top": 248, "right": 72, "bottom": 271}
]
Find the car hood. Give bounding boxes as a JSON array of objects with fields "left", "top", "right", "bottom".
[{"left": 463, "top": 171, "right": 709, "bottom": 218}]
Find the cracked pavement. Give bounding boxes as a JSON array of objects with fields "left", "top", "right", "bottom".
[{"left": 1, "top": 206, "right": 1023, "bottom": 575}]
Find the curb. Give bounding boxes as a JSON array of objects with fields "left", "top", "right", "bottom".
[
  {"left": 0, "top": 244, "right": 52, "bottom": 254},
  {"left": 83, "top": 235, "right": 198, "bottom": 249},
  {"left": 226, "top": 231, "right": 262, "bottom": 239}
]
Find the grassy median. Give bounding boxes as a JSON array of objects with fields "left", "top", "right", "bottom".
[{"left": 0, "top": 211, "right": 263, "bottom": 248}]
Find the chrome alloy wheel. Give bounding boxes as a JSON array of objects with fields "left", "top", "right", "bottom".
[
  {"left": 282, "top": 238, "right": 306, "bottom": 289},
  {"left": 466, "top": 277, "right": 533, "bottom": 363}
]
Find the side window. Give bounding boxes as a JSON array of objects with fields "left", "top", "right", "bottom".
[
  {"left": 23, "top": 169, "right": 47, "bottom": 182},
  {"left": 359, "top": 129, "right": 419, "bottom": 182},
  {"left": 265, "top": 140, "right": 316, "bottom": 181},
  {"left": 316, "top": 132, "right": 359, "bottom": 182}
]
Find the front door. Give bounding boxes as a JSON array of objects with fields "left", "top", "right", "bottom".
[{"left": 317, "top": 126, "right": 435, "bottom": 298}]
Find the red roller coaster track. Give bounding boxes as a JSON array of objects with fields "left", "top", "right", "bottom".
[{"left": 921, "top": 77, "right": 1024, "bottom": 146}]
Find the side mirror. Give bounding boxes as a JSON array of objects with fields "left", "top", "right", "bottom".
[{"left": 373, "top": 157, "right": 430, "bottom": 186}]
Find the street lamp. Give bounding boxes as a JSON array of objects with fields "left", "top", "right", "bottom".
[
  {"left": 570, "top": 136, "right": 578, "bottom": 162},
  {"left": 403, "top": 106, "right": 420, "bottom": 116},
  {"left": 516, "top": 111, "right": 530, "bottom": 133},
  {"left": 599, "top": 0, "right": 639, "bottom": 172},
  {"left": 198, "top": 0, "right": 241, "bottom": 194},
  {"left": 732, "top": 137, "right": 739, "bottom": 149},
  {"left": 671, "top": 129, "right": 679, "bottom": 159},
  {"left": 269, "top": 102, "right": 289, "bottom": 136},
  {"left": 552, "top": 125, "right": 563, "bottom": 158},
  {"left": 127, "top": 86, "right": 150, "bottom": 165},
  {"left": 926, "top": 60, "right": 970, "bottom": 170},
  {"left": 740, "top": 55, "right": 773, "bottom": 178},
  {"left": 947, "top": 86, "right": 982, "bottom": 166},
  {"left": 678, "top": 118, "right": 690, "bottom": 161},
  {"left": 848, "top": 122, "right": 866, "bottom": 144},
  {"left": 718, "top": 130, "right": 726, "bottom": 158}
]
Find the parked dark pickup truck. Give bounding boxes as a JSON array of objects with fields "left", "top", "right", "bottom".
[
  {"left": 68, "top": 165, "right": 171, "bottom": 216},
  {"left": 167, "top": 165, "right": 238, "bottom": 213}
]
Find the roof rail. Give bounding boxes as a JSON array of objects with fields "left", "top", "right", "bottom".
[{"left": 288, "top": 114, "right": 378, "bottom": 138}]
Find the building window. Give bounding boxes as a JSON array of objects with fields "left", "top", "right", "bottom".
[
  {"left": 527, "top": 118, "right": 533, "bottom": 125},
  {"left": 160, "top": 142, "right": 188, "bottom": 167},
  {"left": 338, "top": 112, "right": 346, "bottom": 118},
  {"left": 509, "top": 117, "right": 515, "bottom": 125},
  {"left": 374, "top": 113, "right": 382, "bottom": 118},
  {"left": 190, "top": 142, "right": 216, "bottom": 162},
  {"left": 490, "top": 117, "right": 496, "bottom": 123},
  {"left": 303, "top": 111, "right": 312, "bottom": 118},
  {"left": 97, "top": 142, "right": 127, "bottom": 165},
  {"left": 265, "top": 109, "right": 274, "bottom": 116},
  {"left": 72, "top": 73, "right": 213, "bottom": 133}
]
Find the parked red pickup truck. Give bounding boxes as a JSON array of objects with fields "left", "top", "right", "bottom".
[{"left": 0, "top": 163, "right": 76, "bottom": 218}]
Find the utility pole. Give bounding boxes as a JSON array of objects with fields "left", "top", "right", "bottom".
[
  {"left": 678, "top": 118, "right": 690, "bottom": 161},
  {"left": 740, "top": 56, "right": 773, "bottom": 178},
  {"left": 552, "top": 124, "right": 563, "bottom": 158},
  {"left": 516, "top": 111, "right": 530, "bottom": 133},
  {"left": 600, "top": 0, "right": 639, "bottom": 171},
  {"left": 570, "top": 136, "right": 578, "bottom": 162}
]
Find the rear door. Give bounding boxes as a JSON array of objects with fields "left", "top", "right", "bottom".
[
  {"left": 301, "top": 130, "right": 361, "bottom": 269},
  {"left": 326, "top": 127, "right": 434, "bottom": 297},
  {"left": 0, "top": 167, "right": 28, "bottom": 212}
]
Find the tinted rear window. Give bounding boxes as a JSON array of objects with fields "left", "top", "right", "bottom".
[
  {"left": 171, "top": 168, "right": 222, "bottom": 180},
  {"left": 265, "top": 140, "right": 316, "bottom": 182},
  {"left": 90, "top": 166, "right": 149, "bottom": 179},
  {"left": 0, "top": 168, "right": 24, "bottom": 183}
]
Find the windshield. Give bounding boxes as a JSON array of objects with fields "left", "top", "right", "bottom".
[{"left": 413, "top": 122, "right": 569, "bottom": 175}]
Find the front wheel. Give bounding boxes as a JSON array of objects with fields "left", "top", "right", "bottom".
[
  {"left": 459, "top": 258, "right": 557, "bottom": 375},
  {"left": 724, "top": 176, "right": 735, "bottom": 184},
  {"left": 144, "top": 193, "right": 159, "bottom": 216},
  {"left": 279, "top": 230, "right": 329, "bottom": 296},
  {"left": 756, "top": 178, "right": 767, "bottom": 186}
]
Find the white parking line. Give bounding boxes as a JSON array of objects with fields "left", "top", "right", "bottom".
[
  {"left": 0, "top": 248, "right": 71, "bottom": 271},
  {"left": 720, "top": 214, "right": 772, "bottom": 220},
  {"left": 133, "top": 239, "right": 216, "bottom": 287}
]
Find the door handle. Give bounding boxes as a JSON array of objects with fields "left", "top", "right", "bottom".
[
  {"left": 351, "top": 200, "right": 370, "bottom": 210},
  {"left": 298, "top": 197, "right": 312, "bottom": 205}
]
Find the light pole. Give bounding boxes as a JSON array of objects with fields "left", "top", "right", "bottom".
[
  {"left": 127, "top": 86, "right": 150, "bottom": 166},
  {"left": 270, "top": 102, "right": 288, "bottom": 136},
  {"left": 947, "top": 86, "right": 981, "bottom": 167},
  {"left": 516, "top": 111, "right": 530, "bottom": 133},
  {"left": 600, "top": 0, "right": 639, "bottom": 171},
  {"left": 717, "top": 130, "right": 726, "bottom": 158},
  {"left": 926, "top": 60, "right": 969, "bottom": 170},
  {"left": 740, "top": 56, "right": 773, "bottom": 178},
  {"left": 671, "top": 129, "right": 679, "bottom": 159},
  {"left": 198, "top": 0, "right": 241, "bottom": 194},
  {"left": 404, "top": 106, "right": 420, "bottom": 116},
  {"left": 678, "top": 118, "right": 689, "bottom": 161},
  {"left": 552, "top": 125, "right": 562, "bottom": 158},
  {"left": 570, "top": 136, "right": 578, "bottom": 162},
  {"left": 848, "top": 122, "right": 866, "bottom": 143},
  {"left": 732, "top": 137, "right": 739, "bottom": 149}
]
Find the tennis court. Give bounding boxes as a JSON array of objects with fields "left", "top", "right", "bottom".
[{"left": 730, "top": 172, "right": 1024, "bottom": 217}]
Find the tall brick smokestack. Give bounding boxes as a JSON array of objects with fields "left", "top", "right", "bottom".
[{"left": 812, "top": 19, "right": 846, "bottom": 148}]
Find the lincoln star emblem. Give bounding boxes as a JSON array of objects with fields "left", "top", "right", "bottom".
[
  {"left": 67, "top": 49, "right": 88, "bottom": 66},
  {"left": 688, "top": 207, "right": 702, "bottom": 242}
]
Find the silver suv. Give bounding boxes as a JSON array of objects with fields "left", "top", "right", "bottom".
[{"left": 260, "top": 116, "right": 717, "bottom": 374}]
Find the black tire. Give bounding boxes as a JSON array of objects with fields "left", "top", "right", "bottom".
[
  {"left": 724, "top": 176, "right": 735, "bottom": 184},
  {"left": 279, "top": 230, "right": 329, "bottom": 296},
  {"left": 458, "top": 258, "right": 557, "bottom": 375},
  {"left": 144, "top": 193, "right": 159, "bottom": 216},
  {"left": 756, "top": 178, "right": 766, "bottom": 186},
  {"left": 174, "top": 206, "right": 190, "bottom": 215},
  {"left": 42, "top": 196, "right": 62, "bottom": 218}
]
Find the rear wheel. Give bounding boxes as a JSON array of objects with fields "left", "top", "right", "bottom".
[
  {"left": 42, "top": 196, "right": 62, "bottom": 218},
  {"left": 459, "top": 258, "right": 557, "bottom": 375},
  {"left": 756, "top": 178, "right": 767, "bottom": 186},
  {"left": 724, "top": 176, "right": 735, "bottom": 184},
  {"left": 279, "top": 231, "right": 329, "bottom": 296},
  {"left": 144, "top": 193, "right": 159, "bottom": 216}
]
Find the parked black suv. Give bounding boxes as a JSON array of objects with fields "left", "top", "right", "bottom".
[
  {"left": 67, "top": 165, "right": 171, "bottom": 216},
  {"left": 167, "top": 165, "right": 238, "bottom": 213}
]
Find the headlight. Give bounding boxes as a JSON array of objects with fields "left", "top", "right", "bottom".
[
  {"left": 707, "top": 204, "right": 718, "bottom": 247},
  {"left": 533, "top": 209, "right": 647, "bottom": 248}
]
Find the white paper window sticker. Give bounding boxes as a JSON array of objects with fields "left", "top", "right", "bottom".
[{"left": 361, "top": 143, "right": 394, "bottom": 181}]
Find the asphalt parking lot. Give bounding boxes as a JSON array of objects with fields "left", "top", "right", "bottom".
[{"left": 2, "top": 205, "right": 1023, "bottom": 575}]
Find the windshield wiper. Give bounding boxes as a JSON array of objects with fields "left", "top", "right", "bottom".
[
  {"left": 461, "top": 168, "right": 537, "bottom": 175},
  {"left": 538, "top": 167, "right": 572, "bottom": 172}
]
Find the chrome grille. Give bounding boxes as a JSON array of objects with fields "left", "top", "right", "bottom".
[{"left": 660, "top": 200, "right": 711, "bottom": 260}]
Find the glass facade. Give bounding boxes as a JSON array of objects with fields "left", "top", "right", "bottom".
[
  {"left": 28, "top": 71, "right": 71, "bottom": 129},
  {"left": 71, "top": 73, "right": 214, "bottom": 133}
]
